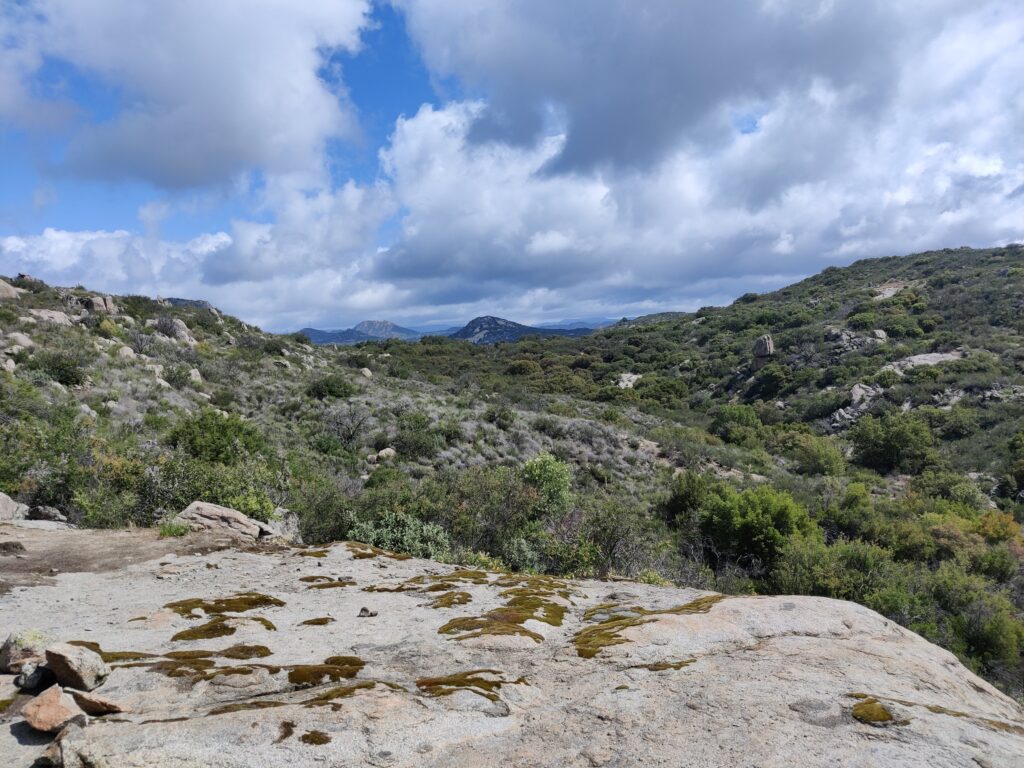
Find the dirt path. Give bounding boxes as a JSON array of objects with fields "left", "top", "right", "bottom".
[{"left": 0, "top": 523, "right": 233, "bottom": 594}]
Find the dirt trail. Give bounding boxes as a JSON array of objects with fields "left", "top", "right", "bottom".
[{"left": 0, "top": 524, "right": 232, "bottom": 594}]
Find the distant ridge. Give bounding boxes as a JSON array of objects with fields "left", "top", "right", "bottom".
[
  {"left": 301, "top": 320, "right": 421, "bottom": 345},
  {"left": 449, "top": 316, "right": 592, "bottom": 344}
]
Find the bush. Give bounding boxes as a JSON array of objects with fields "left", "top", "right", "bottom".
[
  {"left": 700, "top": 485, "right": 817, "bottom": 571},
  {"left": 167, "top": 410, "right": 266, "bottom": 465},
  {"left": 306, "top": 374, "right": 356, "bottom": 400},
  {"left": 350, "top": 510, "right": 451, "bottom": 560},
  {"left": 849, "top": 412, "right": 937, "bottom": 474},
  {"left": 159, "top": 520, "right": 190, "bottom": 537},
  {"left": 29, "top": 351, "right": 87, "bottom": 386},
  {"left": 786, "top": 433, "right": 845, "bottom": 476},
  {"left": 521, "top": 452, "right": 573, "bottom": 518}
]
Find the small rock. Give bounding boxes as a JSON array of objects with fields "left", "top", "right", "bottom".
[
  {"left": 0, "top": 630, "right": 51, "bottom": 673},
  {"left": 67, "top": 689, "right": 130, "bottom": 715},
  {"left": 116, "top": 345, "right": 136, "bottom": 359},
  {"left": 360, "top": 367, "right": 372, "bottom": 378},
  {"left": 0, "top": 540, "right": 27, "bottom": 555},
  {"left": 376, "top": 447, "right": 397, "bottom": 462},
  {"left": 21, "top": 685, "right": 87, "bottom": 734},
  {"left": 28, "top": 506, "right": 67, "bottom": 523},
  {"left": 5, "top": 331, "right": 34, "bottom": 348},
  {"left": 188, "top": 368, "right": 202, "bottom": 383},
  {"left": 752, "top": 334, "right": 775, "bottom": 358},
  {"left": 2, "top": 358, "right": 14, "bottom": 373},
  {"left": 358, "top": 607, "right": 378, "bottom": 618},
  {"left": 14, "top": 660, "right": 55, "bottom": 691},
  {"left": 44, "top": 643, "right": 110, "bottom": 691}
]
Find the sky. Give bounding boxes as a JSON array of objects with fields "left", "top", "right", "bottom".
[{"left": 0, "top": 1, "right": 1022, "bottom": 332}]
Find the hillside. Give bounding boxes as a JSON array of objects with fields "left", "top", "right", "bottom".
[
  {"left": 0, "top": 245, "right": 1022, "bottom": 706},
  {"left": 2, "top": 525, "right": 1021, "bottom": 766}
]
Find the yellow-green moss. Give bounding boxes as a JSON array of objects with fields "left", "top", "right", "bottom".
[
  {"left": 574, "top": 595, "right": 726, "bottom": 659},
  {"left": 207, "top": 700, "right": 285, "bottom": 716},
  {"left": 306, "top": 580, "right": 355, "bottom": 590},
  {"left": 164, "top": 592, "right": 285, "bottom": 618},
  {"left": 852, "top": 698, "right": 897, "bottom": 726},
  {"left": 430, "top": 591, "right": 471, "bottom": 609},
  {"left": 346, "top": 541, "right": 412, "bottom": 560},
  {"left": 437, "top": 616, "right": 543, "bottom": 643},
  {"left": 303, "top": 680, "right": 376, "bottom": 706},
  {"left": 637, "top": 659, "right": 696, "bottom": 671},
  {"left": 67, "top": 640, "right": 156, "bottom": 663},
  {"left": 299, "top": 617, "right": 335, "bottom": 626},
  {"left": 298, "top": 550, "right": 329, "bottom": 558},
  {"left": 219, "top": 644, "right": 272, "bottom": 660},
  {"left": 300, "top": 730, "right": 331, "bottom": 745},
  {"left": 163, "top": 650, "right": 216, "bottom": 660},
  {"left": 276, "top": 721, "right": 295, "bottom": 743},
  {"left": 847, "top": 692, "right": 1024, "bottom": 735},
  {"left": 286, "top": 656, "right": 364, "bottom": 687},
  {"left": 415, "top": 669, "right": 527, "bottom": 703},
  {"left": 299, "top": 575, "right": 333, "bottom": 582},
  {"left": 171, "top": 617, "right": 237, "bottom": 642},
  {"left": 0, "top": 697, "right": 14, "bottom": 712}
]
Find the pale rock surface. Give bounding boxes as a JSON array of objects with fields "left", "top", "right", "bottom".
[
  {"left": 1, "top": 629, "right": 51, "bottom": 672},
  {"left": 28, "top": 309, "right": 74, "bottom": 326},
  {"left": 377, "top": 447, "right": 397, "bottom": 462},
  {"left": 45, "top": 643, "right": 110, "bottom": 691},
  {"left": 883, "top": 350, "right": 966, "bottom": 376},
  {"left": 172, "top": 501, "right": 278, "bottom": 541},
  {"left": 116, "top": 345, "right": 136, "bottom": 359},
  {"left": 616, "top": 372, "right": 642, "bottom": 389},
  {"left": 360, "top": 367, "right": 372, "bottom": 378},
  {"left": 0, "top": 534, "right": 1020, "bottom": 766},
  {"left": 6, "top": 331, "right": 34, "bottom": 348},
  {"left": 20, "top": 684, "right": 87, "bottom": 733},
  {"left": 2, "top": 358, "right": 14, "bottom": 372},
  {"left": 0, "top": 278, "right": 21, "bottom": 299},
  {"left": 67, "top": 689, "right": 130, "bottom": 715},
  {"left": 0, "top": 491, "right": 29, "bottom": 522}
]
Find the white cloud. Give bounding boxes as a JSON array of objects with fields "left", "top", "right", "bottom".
[
  {"left": 1, "top": 1, "right": 1023, "bottom": 329},
  {"left": 3, "top": 0, "right": 372, "bottom": 188}
]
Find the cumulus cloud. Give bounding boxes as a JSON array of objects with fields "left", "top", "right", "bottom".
[
  {"left": 1, "top": 0, "right": 1022, "bottom": 328},
  {"left": 3, "top": 0, "right": 372, "bottom": 188}
]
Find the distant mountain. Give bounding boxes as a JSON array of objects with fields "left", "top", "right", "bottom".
[
  {"left": 450, "top": 316, "right": 593, "bottom": 344},
  {"left": 352, "top": 320, "right": 421, "bottom": 340},
  {"left": 300, "top": 320, "right": 421, "bottom": 345},
  {"left": 535, "top": 317, "right": 616, "bottom": 330},
  {"left": 164, "top": 297, "right": 216, "bottom": 311},
  {"left": 299, "top": 327, "right": 372, "bottom": 345}
]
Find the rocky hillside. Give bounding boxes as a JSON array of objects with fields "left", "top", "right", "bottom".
[
  {"left": 0, "top": 248, "right": 1023, "bottom": 707},
  {"left": 1, "top": 521, "right": 1022, "bottom": 767}
]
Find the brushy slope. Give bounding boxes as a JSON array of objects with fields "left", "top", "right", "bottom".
[{"left": 1, "top": 244, "right": 1023, "bottom": 699}]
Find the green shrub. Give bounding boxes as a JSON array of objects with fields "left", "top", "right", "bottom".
[
  {"left": 700, "top": 485, "right": 817, "bottom": 571},
  {"left": 849, "top": 412, "right": 937, "bottom": 474},
  {"left": 350, "top": 510, "right": 452, "bottom": 560},
  {"left": 521, "top": 452, "right": 573, "bottom": 518},
  {"left": 167, "top": 410, "right": 266, "bottom": 465},
  {"left": 28, "top": 351, "right": 87, "bottom": 386},
  {"left": 306, "top": 374, "right": 356, "bottom": 400},
  {"left": 159, "top": 520, "right": 190, "bottom": 537}
]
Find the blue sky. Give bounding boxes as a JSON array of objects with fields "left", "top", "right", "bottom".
[{"left": 1, "top": 1, "right": 1022, "bottom": 331}]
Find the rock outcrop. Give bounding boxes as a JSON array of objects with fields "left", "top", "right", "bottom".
[
  {"left": 0, "top": 279, "right": 21, "bottom": 299},
  {"left": 45, "top": 644, "right": 109, "bottom": 691},
  {"left": 172, "top": 501, "right": 279, "bottom": 541},
  {"left": 20, "top": 685, "right": 87, "bottom": 733},
  {"left": 0, "top": 491, "right": 29, "bottom": 522},
  {"left": 0, "top": 533, "right": 1021, "bottom": 766}
]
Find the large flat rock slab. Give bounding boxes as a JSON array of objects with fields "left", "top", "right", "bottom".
[{"left": 0, "top": 532, "right": 1021, "bottom": 767}]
